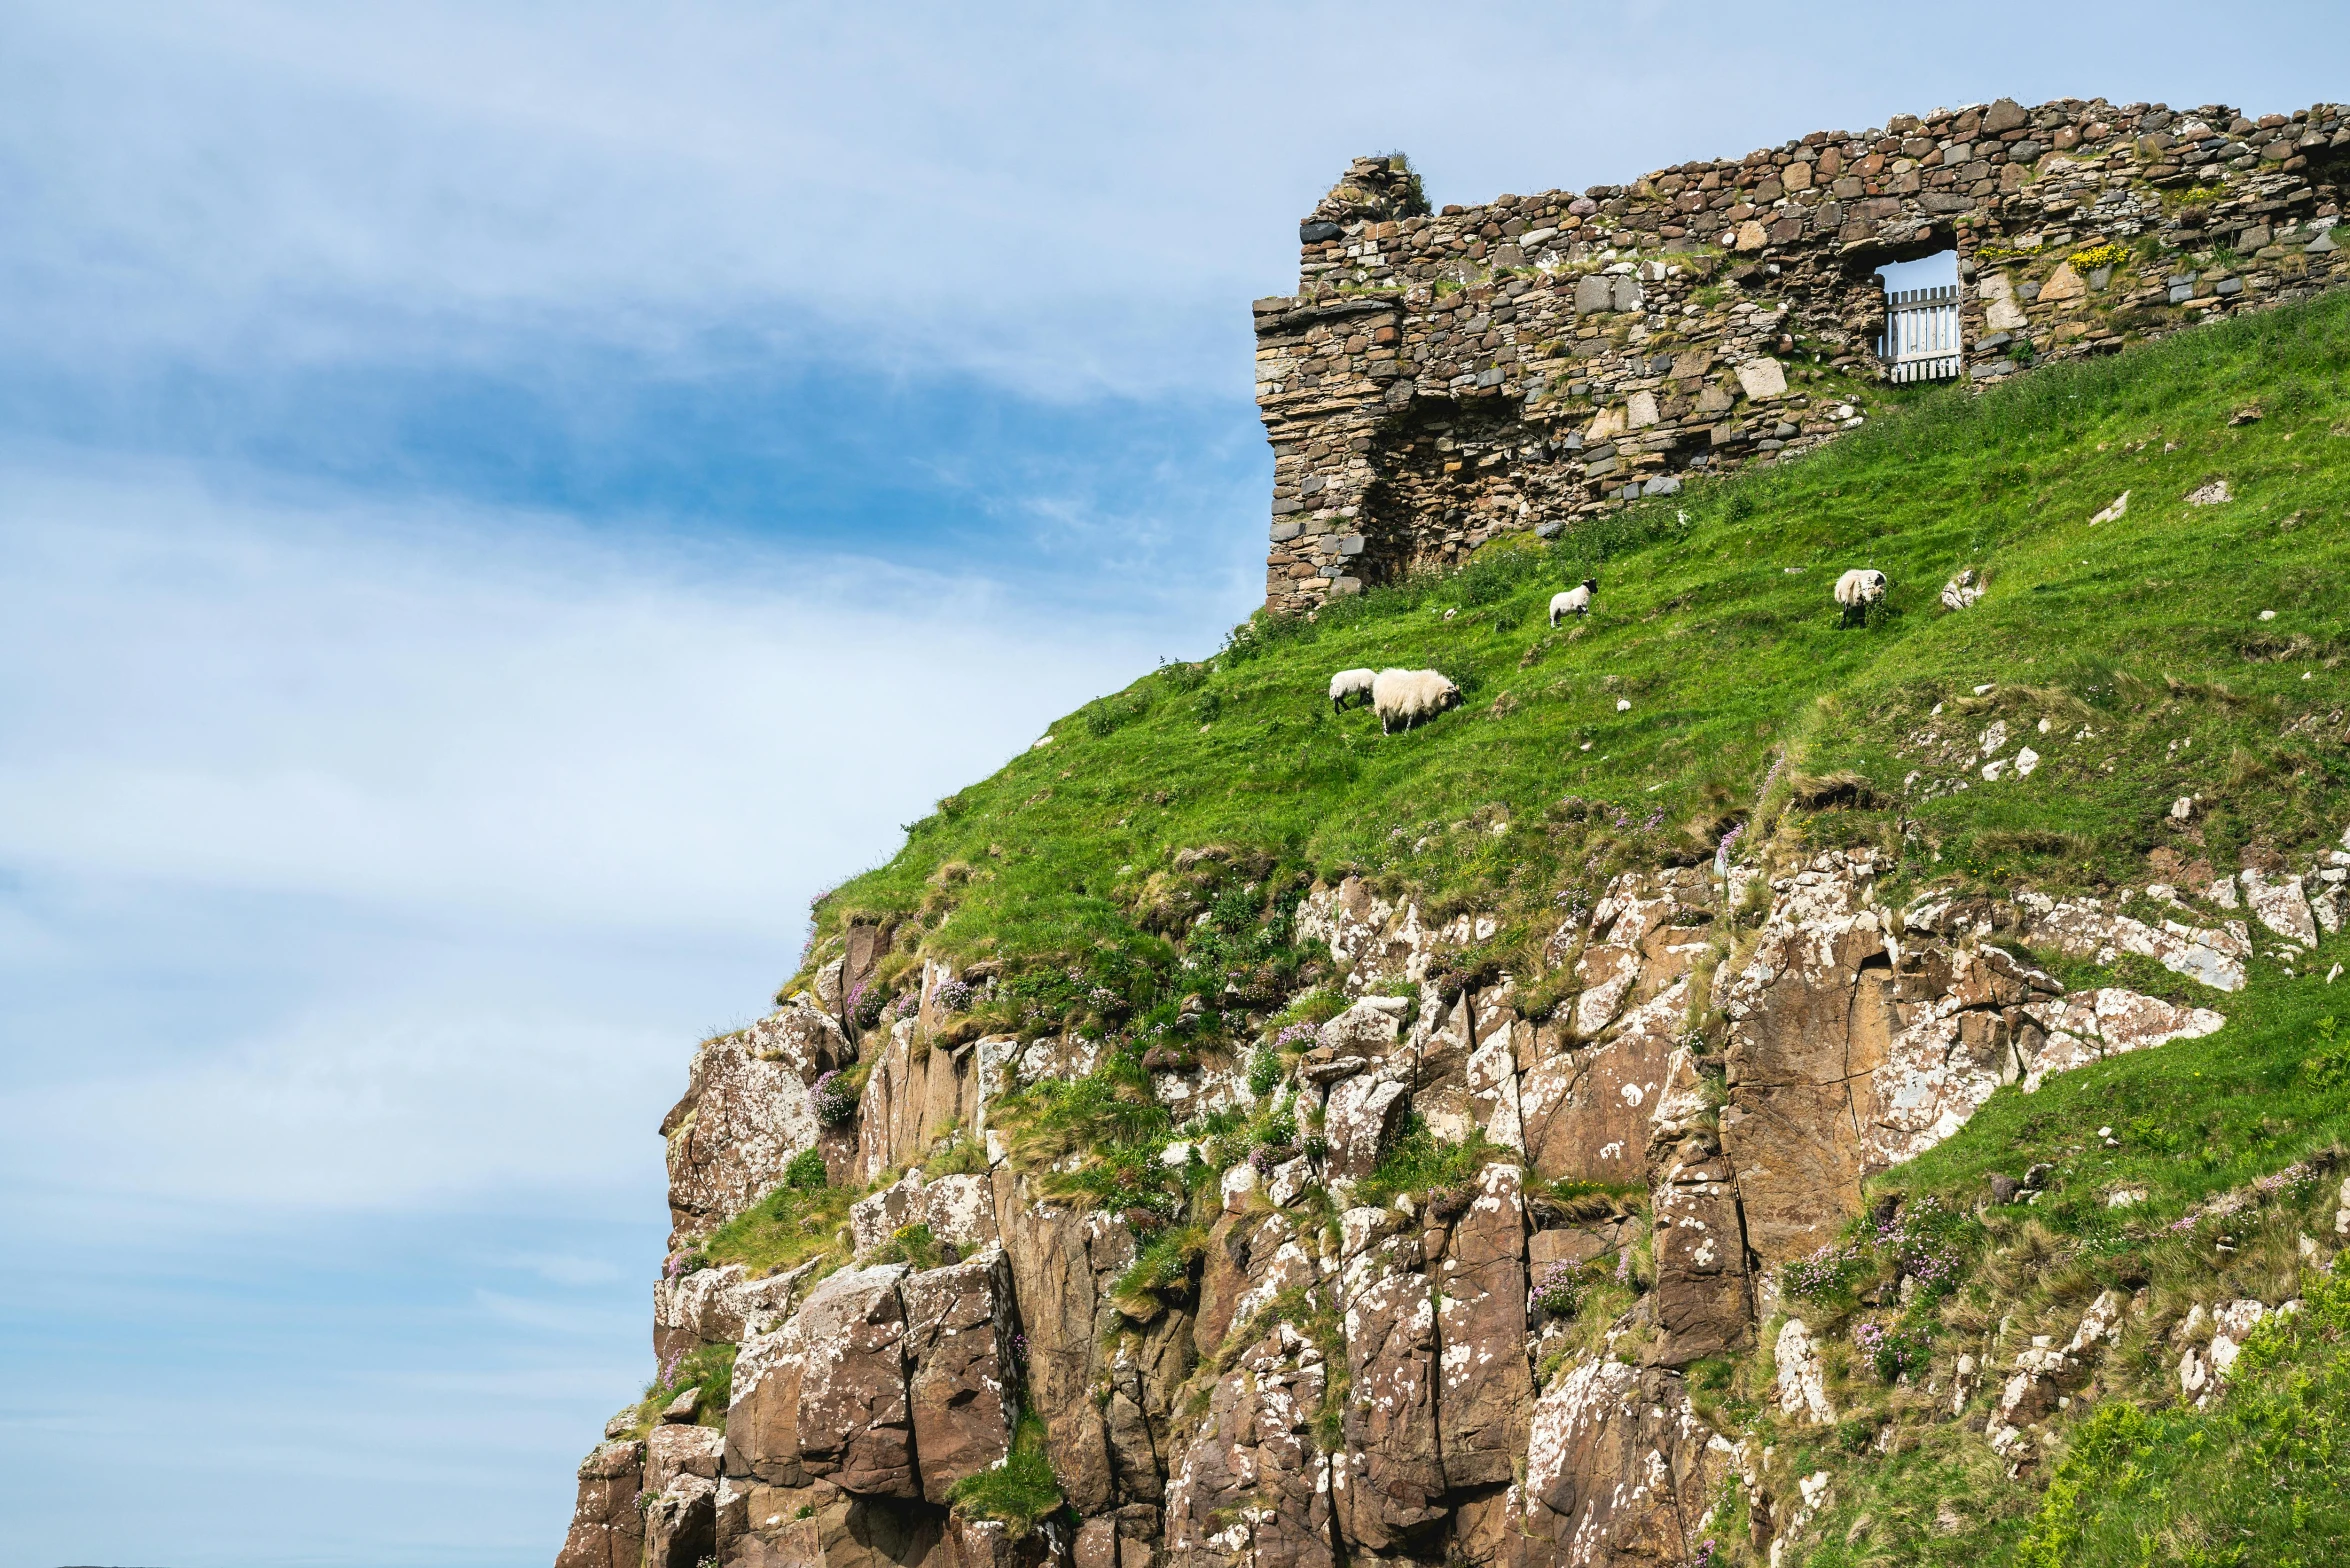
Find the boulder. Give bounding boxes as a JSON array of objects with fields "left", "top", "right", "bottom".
[
  {"left": 646, "top": 1421, "right": 724, "bottom": 1490},
  {"left": 2239, "top": 868, "right": 2319, "bottom": 945},
  {"left": 1324, "top": 1070, "right": 1411, "bottom": 1180},
  {"left": 655, "top": 1259, "right": 820, "bottom": 1364}
]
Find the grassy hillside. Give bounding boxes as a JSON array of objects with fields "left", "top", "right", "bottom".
[{"left": 817, "top": 292, "right": 2350, "bottom": 984}]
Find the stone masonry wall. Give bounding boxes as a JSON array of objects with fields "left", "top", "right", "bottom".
[{"left": 1258, "top": 95, "right": 2350, "bottom": 613}]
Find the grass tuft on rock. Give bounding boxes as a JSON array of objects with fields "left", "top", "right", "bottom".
[{"left": 949, "top": 1408, "right": 1065, "bottom": 1538}]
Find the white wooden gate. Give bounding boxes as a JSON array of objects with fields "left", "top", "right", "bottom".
[{"left": 1878, "top": 284, "right": 1962, "bottom": 383}]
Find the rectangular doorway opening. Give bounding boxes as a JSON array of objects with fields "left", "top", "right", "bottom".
[{"left": 1876, "top": 250, "right": 1961, "bottom": 384}]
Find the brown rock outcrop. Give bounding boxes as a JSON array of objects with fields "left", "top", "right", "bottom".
[
  {"left": 1435, "top": 1164, "right": 1533, "bottom": 1487},
  {"left": 1166, "top": 1321, "right": 1336, "bottom": 1568},
  {"left": 903, "top": 1248, "right": 1018, "bottom": 1505},
  {"left": 728, "top": 1264, "right": 919, "bottom": 1498},
  {"left": 1516, "top": 1357, "right": 1727, "bottom": 1568},
  {"left": 554, "top": 1439, "right": 646, "bottom": 1568},
  {"left": 662, "top": 1000, "right": 848, "bottom": 1246}
]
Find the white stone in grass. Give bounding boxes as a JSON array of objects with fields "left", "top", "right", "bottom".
[
  {"left": 1775, "top": 1319, "right": 1836, "bottom": 1425},
  {"left": 1616, "top": 698, "right": 1632, "bottom": 711},
  {"left": 2185, "top": 478, "right": 2232, "bottom": 506},
  {"left": 2015, "top": 747, "right": 2042, "bottom": 777},
  {"left": 2239, "top": 868, "right": 2319, "bottom": 945},
  {"left": 2260, "top": 609, "right": 2278, "bottom": 621},
  {"left": 2089, "top": 491, "right": 2129, "bottom": 525}
]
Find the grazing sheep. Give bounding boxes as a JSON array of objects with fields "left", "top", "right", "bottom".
[
  {"left": 1549, "top": 578, "right": 1600, "bottom": 626},
  {"left": 1371, "top": 668, "right": 1463, "bottom": 735},
  {"left": 1834, "top": 568, "right": 1887, "bottom": 626},
  {"left": 1328, "top": 668, "right": 1377, "bottom": 713}
]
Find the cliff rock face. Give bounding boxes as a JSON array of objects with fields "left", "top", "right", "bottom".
[{"left": 559, "top": 842, "right": 2267, "bottom": 1568}]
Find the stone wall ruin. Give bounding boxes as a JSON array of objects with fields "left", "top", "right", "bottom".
[{"left": 1258, "top": 94, "right": 2350, "bottom": 613}]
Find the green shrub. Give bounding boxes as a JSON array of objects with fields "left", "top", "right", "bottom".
[
  {"left": 784, "top": 1148, "right": 829, "bottom": 1192},
  {"left": 867, "top": 1222, "right": 959, "bottom": 1271}
]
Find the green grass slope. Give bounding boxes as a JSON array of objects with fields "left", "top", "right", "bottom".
[{"left": 822, "top": 292, "right": 2350, "bottom": 970}]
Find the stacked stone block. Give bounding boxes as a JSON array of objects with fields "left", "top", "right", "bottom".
[{"left": 1260, "top": 97, "right": 2350, "bottom": 613}]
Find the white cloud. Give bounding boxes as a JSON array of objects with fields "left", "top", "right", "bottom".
[
  {"left": 0, "top": 450, "right": 1155, "bottom": 1213},
  {"left": 0, "top": 454, "right": 1147, "bottom": 935},
  {"left": 26, "top": 0, "right": 2283, "bottom": 401}
]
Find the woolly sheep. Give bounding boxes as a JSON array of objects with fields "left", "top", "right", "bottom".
[
  {"left": 1328, "top": 668, "right": 1377, "bottom": 713},
  {"left": 1371, "top": 668, "right": 1462, "bottom": 735},
  {"left": 1834, "top": 568, "right": 1887, "bottom": 625},
  {"left": 1549, "top": 578, "right": 1599, "bottom": 626}
]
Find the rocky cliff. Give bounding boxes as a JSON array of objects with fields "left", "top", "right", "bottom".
[
  {"left": 558, "top": 827, "right": 2341, "bottom": 1568},
  {"left": 553, "top": 135, "right": 2350, "bottom": 1568}
]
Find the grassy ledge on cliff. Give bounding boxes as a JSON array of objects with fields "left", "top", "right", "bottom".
[{"left": 768, "top": 293, "right": 2350, "bottom": 1566}]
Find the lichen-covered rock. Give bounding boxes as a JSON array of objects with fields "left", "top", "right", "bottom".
[
  {"left": 2015, "top": 891, "right": 2249, "bottom": 992},
  {"left": 1436, "top": 1163, "right": 1533, "bottom": 1486},
  {"left": 991, "top": 1168, "right": 1118, "bottom": 1514},
  {"left": 1774, "top": 1320, "right": 1833, "bottom": 1425},
  {"left": 643, "top": 1471, "right": 719, "bottom": 1568},
  {"left": 662, "top": 1000, "right": 848, "bottom": 1245},
  {"left": 1165, "top": 1322, "right": 1335, "bottom": 1568},
  {"left": 855, "top": 1019, "right": 988, "bottom": 1186},
  {"left": 1334, "top": 1235, "right": 1444, "bottom": 1551},
  {"left": 655, "top": 1260, "right": 822, "bottom": 1364},
  {"left": 1648, "top": 1152, "right": 1753, "bottom": 1363},
  {"left": 1719, "top": 852, "right": 1894, "bottom": 1268},
  {"left": 727, "top": 1264, "right": 918, "bottom": 1498},
  {"left": 1325, "top": 1069, "right": 1411, "bottom": 1180},
  {"left": 902, "top": 1246, "right": 1018, "bottom": 1504},
  {"left": 2022, "top": 987, "right": 2228, "bottom": 1091},
  {"left": 554, "top": 1439, "right": 645, "bottom": 1568},
  {"left": 2239, "top": 868, "right": 2318, "bottom": 945},
  {"left": 647, "top": 1422, "right": 725, "bottom": 1491},
  {"left": 1516, "top": 1356, "right": 1727, "bottom": 1568}
]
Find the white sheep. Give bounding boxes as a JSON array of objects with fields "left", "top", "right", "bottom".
[
  {"left": 1549, "top": 578, "right": 1599, "bottom": 626},
  {"left": 1328, "top": 668, "right": 1377, "bottom": 713},
  {"left": 1834, "top": 568, "right": 1887, "bottom": 625},
  {"left": 1371, "top": 668, "right": 1462, "bottom": 735}
]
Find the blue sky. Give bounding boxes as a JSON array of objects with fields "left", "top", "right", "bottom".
[{"left": 3, "top": 4, "right": 2346, "bottom": 1564}]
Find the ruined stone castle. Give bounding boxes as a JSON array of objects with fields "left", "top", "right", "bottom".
[{"left": 1257, "top": 94, "right": 2350, "bottom": 613}]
